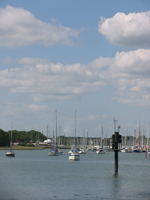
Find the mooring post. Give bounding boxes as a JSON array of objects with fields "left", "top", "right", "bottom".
[
  {"left": 114, "top": 131, "right": 119, "bottom": 173},
  {"left": 112, "top": 130, "right": 122, "bottom": 174}
]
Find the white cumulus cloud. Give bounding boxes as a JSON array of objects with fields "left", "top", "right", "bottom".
[
  {"left": 109, "top": 49, "right": 150, "bottom": 106},
  {"left": 0, "top": 57, "right": 109, "bottom": 102},
  {"left": 98, "top": 11, "right": 150, "bottom": 48},
  {"left": 0, "top": 49, "right": 150, "bottom": 106},
  {"left": 0, "top": 5, "right": 80, "bottom": 48}
]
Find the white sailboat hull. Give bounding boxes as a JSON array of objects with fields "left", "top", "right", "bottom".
[
  {"left": 96, "top": 150, "right": 105, "bottom": 154},
  {"left": 79, "top": 150, "right": 86, "bottom": 154},
  {"left": 5, "top": 150, "right": 15, "bottom": 157},
  {"left": 69, "top": 153, "right": 79, "bottom": 161}
]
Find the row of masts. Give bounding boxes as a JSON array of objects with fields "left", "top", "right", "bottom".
[{"left": 32, "top": 111, "right": 149, "bottom": 149}]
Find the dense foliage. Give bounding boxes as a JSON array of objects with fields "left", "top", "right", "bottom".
[
  {"left": 0, "top": 129, "right": 47, "bottom": 147},
  {"left": 0, "top": 129, "right": 10, "bottom": 147}
]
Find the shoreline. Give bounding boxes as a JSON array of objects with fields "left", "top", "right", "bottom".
[
  {"left": 0, "top": 146, "right": 46, "bottom": 150},
  {"left": 0, "top": 146, "right": 70, "bottom": 150}
]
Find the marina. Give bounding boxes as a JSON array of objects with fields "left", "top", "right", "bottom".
[
  {"left": 0, "top": 2, "right": 150, "bottom": 200},
  {"left": 0, "top": 149, "right": 150, "bottom": 200}
]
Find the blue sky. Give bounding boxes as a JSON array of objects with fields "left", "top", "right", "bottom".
[{"left": 0, "top": 0, "right": 150, "bottom": 138}]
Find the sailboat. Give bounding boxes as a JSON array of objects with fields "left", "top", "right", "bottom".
[
  {"left": 69, "top": 110, "right": 79, "bottom": 161},
  {"left": 96, "top": 127, "right": 105, "bottom": 154},
  {"left": 48, "top": 110, "right": 59, "bottom": 156},
  {"left": 79, "top": 129, "right": 87, "bottom": 154},
  {"left": 5, "top": 122, "right": 15, "bottom": 157}
]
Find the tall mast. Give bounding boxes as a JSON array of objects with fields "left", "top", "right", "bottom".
[
  {"left": 55, "top": 110, "right": 57, "bottom": 147},
  {"left": 113, "top": 118, "right": 118, "bottom": 134},
  {"left": 59, "top": 126, "right": 61, "bottom": 146},
  {"left": 139, "top": 120, "right": 141, "bottom": 148},
  {"left": 74, "top": 110, "right": 76, "bottom": 151},
  {"left": 147, "top": 123, "right": 150, "bottom": 149},
  {"left": 11, "top": 122, "right": 13, "bottom": 149},
  {"left": 101, "top": 126, "right": 103, "bottom": 149},
  {"left": 142, "top": 120, "right": 144, "bottom": 148},
  {"left": 86, "top": 128, "right": 88, "bottom": 146},
  {"left": 47, "top": 125, "right": 48, "bottom": 138}
]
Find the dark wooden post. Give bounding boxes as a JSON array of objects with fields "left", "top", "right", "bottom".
[{"left": 114, "top": 131, "right": 119, "bottom": 173}]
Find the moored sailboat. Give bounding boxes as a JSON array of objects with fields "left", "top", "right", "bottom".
[
  {"left": 96, "top": 127, "right": 105, "bottom": 154},
  {"left": 96, "top": 149, "right": 105, "bottom": 154},
  {"left": 69, "top": 110, "right": 79, "bottom": 161},
  {"left": 5, "top": 122, "right": 15, "bottom": 157},
  {"left": 48, "top": 110, "right": 59, "bottom": 156}
]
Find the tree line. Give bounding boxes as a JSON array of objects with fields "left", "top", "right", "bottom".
[{"left": 0, "top": 129, "right": 47, "bottom": 147}]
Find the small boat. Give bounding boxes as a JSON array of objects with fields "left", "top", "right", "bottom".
[
  {"left": 96, "top": 149, "right": 105, "bottom": 154},
  {"left": 5, "top": 148, "right": 15, "bottom": 157},
  {"left": 68, "top": 149, "right": 74, "bottom": 155},
  {"left": 96, "top": 127, "right": 105, "bottom": 154},
  {"left": 6, "top": 122, "right": 15, "bottom": 157},
  {"left": 48, "top": 149, "right": 59, "bottom": 156},
  {"left": 79, "top": 149, "right": 86, "bottom": 154},
  {"left": 132, "top": 149, "right": 140, "bottom": 153},
  {"left": 57, "top": 149, "right": 63, "bottom": 155},
  {"left": 48, "top": 110, "right": 59, "bottom": 156},
  {"left": 121, "top": 147, "right": 132, "bottom": 153},
  {"left": 69, "top": 150, "right": 79, "bottom": 160},
  {"left": 69, "top": 110, "right": 79, "bottom": 161}
]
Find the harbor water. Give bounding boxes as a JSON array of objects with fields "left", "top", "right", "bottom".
[{"left": 0, "top": 149, "right": 150, "bottom": 200}]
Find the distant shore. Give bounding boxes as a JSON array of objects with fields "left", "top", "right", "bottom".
[
  {"left": 0, "top": 146, "right": 46, "bottom": 150},
  {"left": 0, "top": 146, "right": 70, "bottom": 150}
]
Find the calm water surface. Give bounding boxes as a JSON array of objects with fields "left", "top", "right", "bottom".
[{"left": 0, "top": 149, "right": 150, "bottom": 200}]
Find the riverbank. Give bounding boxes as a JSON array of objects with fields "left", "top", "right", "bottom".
[
  {"left": 0, "top": 146, "right": 45, "bottom": 150},
  {"left": 0, "top": 145, "right": 71, "bottom": 150}
]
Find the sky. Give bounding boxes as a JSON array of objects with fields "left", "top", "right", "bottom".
[{"left": 0, "top": 0, "right": 150, "bottom": 138}]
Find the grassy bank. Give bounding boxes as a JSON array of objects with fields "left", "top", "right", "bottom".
[
  {"left": 0, "top": 146, "right": 46, "bottom": 150},
  {"left": 0, "top": 145, "right": 71, "bottom": 150}
]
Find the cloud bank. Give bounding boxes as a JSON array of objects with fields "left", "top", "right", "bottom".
[
  {"left": 0, "top": 5, "right": 80, "bottom": 48},
  {"left": 0, "top": 49, "right": 150, "bottom": 106},
  {"left": 98, "top": 11, "right": 150, "bottom": 48}
]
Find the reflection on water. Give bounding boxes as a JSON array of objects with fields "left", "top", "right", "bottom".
[{"left": 0, "top": 150, "right": 150, "bottom": 200}]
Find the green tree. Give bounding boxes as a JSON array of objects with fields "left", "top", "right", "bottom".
[{"left": 0, "top": 129, "right": 10, "bottom": 147}]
